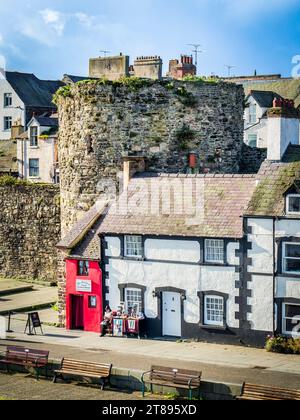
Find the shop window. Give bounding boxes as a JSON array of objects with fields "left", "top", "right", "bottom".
[
  {"left": 205, "top": 239, "right": 224, "bottom": 264},
  {"left": 124, "top": 235, "right": 143, "bottom": 258},
  {"left": 204, "top": 295, "right": 224, "bottom": 327},
  {"left": 282, "top": 243, "right": 300, "bottom": 274},
  {"left": 125, "top": 288, "right": 142, "bottom": 316},
  {"left": 88, "top": 296, "right": 97, "bottom": 309},
  {"left": 78, "top": 260, "right": 89, "bottom": 276},
  {"left": 282, "top": 303, "right": 300, "bottom": 336},
  {"left": 287, "top": 194, "right": 300, "bottom": 215}
]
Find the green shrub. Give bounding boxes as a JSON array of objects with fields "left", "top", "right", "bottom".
[
  {"left": 0, "top": 176, "right": 28, "bottom": 186},
  {"left": 266, "top": 335, "right": 300, "bottom": 355}
]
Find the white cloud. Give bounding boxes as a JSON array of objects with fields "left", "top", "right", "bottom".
[
  {"left": 39, "top": 9, "right": 66, "bottom": 36},
  {"left": 0, "top": 34, "right": 3, "bottom": 45},
  {"left": 74, "top": 12, "right": 95, "bottom": 28}
]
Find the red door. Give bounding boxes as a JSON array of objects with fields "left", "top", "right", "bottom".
[{"left": 71, "top": 295, "right": 84, "bottom": 330}]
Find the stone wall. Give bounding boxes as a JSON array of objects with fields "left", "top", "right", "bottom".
[
  {"left": 240, "top": 143, "right": 267, "bottom": 173},
  {"left": 57, "top": 80, "right": 245, "bottom": 234},
  {"left": 0, "top": 183, "right": 61, "bottom": 284}
]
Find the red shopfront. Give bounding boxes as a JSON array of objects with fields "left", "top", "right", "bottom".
[{"left": 65, "top": 259, "right": 103, "bottom": 334}]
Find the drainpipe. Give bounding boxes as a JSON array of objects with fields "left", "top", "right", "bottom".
[{"left": 272, "top": 217, "right": 276, "bottom": 335}]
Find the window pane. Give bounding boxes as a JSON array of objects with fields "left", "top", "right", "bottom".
[
  {"left": 285, "top": 244, "right": 300, "bottom": 258},
  {"left": 285, "top": 304, "right": 300, "bottom": 319},
  {"left": 125, "top": 235, "right": 142, "bottom": 257},
  {"left": 4, "top": 117, "right": 12, "bottom": 130},
  {"left": 4, "top": 93, "right": 12, "bottom": 107},
  {"left": 285, "top": 319, "right": 300, "bottom": 333},
  {"left": 30, "top": 127, "right": 38, "bottom": 146},
  {"left": 249, "top": 104, "right": 257, "bottom": 123},
  {"left": 285, "top": 258, "right": 300, "bottom": 273},
  {"left": 78, "top": 260, "right": 89, "bottom": 276},
  {"left": 205, "top": 239, "right": 224, "bottom": 263},
  {"left": 248, "top": 134, "right": 257, "bottom": 148},
  {"left": 204, "top": 295, "right": 224, "bottom": 326},
  {"left": 288, "top": 196, "right": 300, "bottom": 213},
  {"left": 29, "top": 159, "right": 39, "bottom": 177},
  {"left": 126, "top": 288, "right": 142, "bottom": 315}
]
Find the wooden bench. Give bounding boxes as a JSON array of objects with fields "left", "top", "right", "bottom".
[
  {"left": 141, "top": 365, "right": 202, "bottom": 400},
  {"left": 53, "top": 358, "right": 112, "bottom": 390},
  {"left": 237, "top": 383, "right": 300, "bottom": 400},
  {"left": 0, "top": 346, "right": 49, "bottom": 380}
]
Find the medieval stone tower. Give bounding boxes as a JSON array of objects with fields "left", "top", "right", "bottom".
[{"left": 57, "top": 80, "right": 244, "bottom": 235}]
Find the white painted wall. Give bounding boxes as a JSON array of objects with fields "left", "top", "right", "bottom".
[
  {"left": 246, "top": 217, "right": 300, "bottom": 333},
  {"left": 145, "top": 239, "right": 200, "bottom": 263},
  {"left": 248, "top": 275, "right": 274, "bottom": 332},
  {"left": 105, "top": 236, "right": 239, "bottom": 329},
  {"left": 0, "top": 78, "right": 25, "bottom": 140},
  {"left": 247, "top": 218, "right": 274, "bottom": 274},
  {"left": 17, "top": 120, "right": 56, "bottom": 183},
  {"left": 267, "top": 117, "right": 299, "bottom": 160},
  {"left": 276, "top": 219, "right": 300, "bottom": 237},
  {"left": 276, "top": 277, "right": 300, "bottom": 299}
]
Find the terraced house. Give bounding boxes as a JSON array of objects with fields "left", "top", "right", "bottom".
[{"left": 57, "top": 146, "right": 300, "bottom": 347}]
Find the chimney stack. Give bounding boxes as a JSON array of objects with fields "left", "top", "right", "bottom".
[{"left": 122, "top": 156, "right": 146, "bottom": 190}]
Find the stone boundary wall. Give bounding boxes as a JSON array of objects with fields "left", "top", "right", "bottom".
[
  {"left": 241, "top": 143, "right": 267, "bottom": 174},
  {"left": 0, "top": 184, "right": 61, "bottom": 284}
]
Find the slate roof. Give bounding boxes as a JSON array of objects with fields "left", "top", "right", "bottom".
[
  {"left": 5, "top": 71, "right": 64, "bottom": 108},
  {"left": 57, "top": 201, "right": 107, "bottom": 251},
  {"left": 248, "top": 90, "right": 283, "bottom": 108},
  {"left": 97, "top": 174, "right": 257, "bottom": 238},
  {"left": 33, "top": 117, "right": 59, "bottom": 128},
  {"left": 245, "top": 160, "right": 300, "bottom": 217},
  {"left": 244, "top": 78, "right": 300, "bottom": 107}
]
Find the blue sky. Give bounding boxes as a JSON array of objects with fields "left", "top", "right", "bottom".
[{"left": 0, "top": 0, "right": 299, "bottom": 80}]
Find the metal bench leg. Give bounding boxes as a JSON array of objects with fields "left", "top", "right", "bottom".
[
  {"left": 189, "top": 388, "right": 192, "bottom": 401},
  {"left": 52, "top": 373, "right": 57, "bottom": 383},
  {"left": 142, "top": 382, "right": 145, "bottom": 398},
  {"left": 100, "top": 379, "right": 105, "bottom": 391}
]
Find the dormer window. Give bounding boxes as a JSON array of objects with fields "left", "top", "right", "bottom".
[{"left": 287, "top": 194, "right": 300, "bottom": 215}]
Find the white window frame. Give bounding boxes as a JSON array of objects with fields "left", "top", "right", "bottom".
[
  {"left": 204, "top": 295, "right": 224, "bottom": 327},
  {"left": 29, "top": 126, "right": 39, "bottom": 148},
  {"left": 3, "top": 116, "right": 12, "bottom": 131},
  {"left": 29, "top": 158, "right": 39, "bottom": 178},
  {"left": 4, "top": 93, "right": 12, "bottom": 108},
  {"left": 282, "top": 242, "right": 300, "bottom": 275},
  {"left": 124, "top": 235, "right": 143, "bottom": 258},
  {"left": 205, "top": 239, "right": 225, "bottom": 264},
  {"left": 286, "top": 194, "right": 300, "bottom": 215},
  {"left": 249, "top": 103, "right": 257, "bottom": 124},
  {"left": 125, "top": 288, "right": 143, "bottom": 314},
  {"left": 282, "top": 303, "right": 300, "bottom": 337}
]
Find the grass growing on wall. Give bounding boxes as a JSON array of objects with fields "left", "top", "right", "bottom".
[
  {"left": 53, "top": 75, "right": 221, "bottom": 105},
  {"left": 0, "top": 176, "right": 57, "bottom": 188}
]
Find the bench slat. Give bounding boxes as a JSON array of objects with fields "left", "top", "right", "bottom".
[{"left": 239, "top": 383, "right": 300, "bottom": 401}]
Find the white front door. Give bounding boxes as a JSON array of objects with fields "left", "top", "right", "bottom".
[{"left": 162, "top": 292, "right": 182, "bottom": 337}]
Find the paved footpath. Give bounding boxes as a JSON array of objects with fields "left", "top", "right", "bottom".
[{"left": 0, "top": 318, "right": 299, "bottom": 390}]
